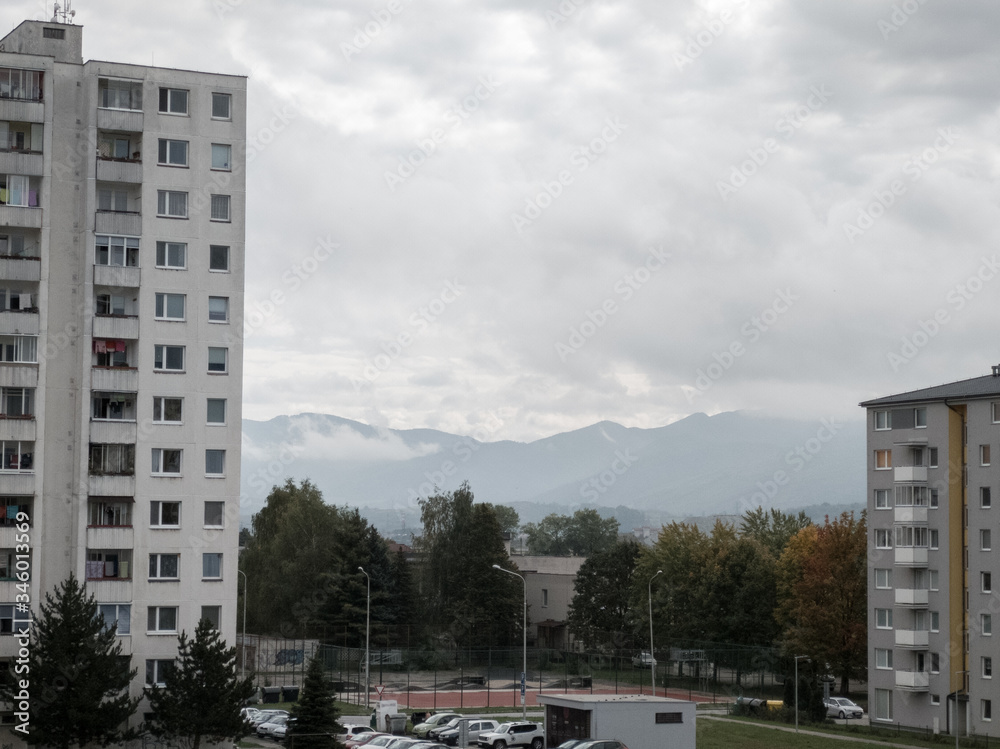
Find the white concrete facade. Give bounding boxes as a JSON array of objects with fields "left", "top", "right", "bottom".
[
  {"left": 0, "top": 18, "right": 245, "bottom": 739},
  {"left": 537, "top": 693, "right": 695, "bottom": 749}
]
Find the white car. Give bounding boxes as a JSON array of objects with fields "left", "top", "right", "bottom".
[
  {"left": 477, "top": 722, "right": 544, "bottom": 749},
  {"left": 631, "top": 651, "right": 656, "bottom": 667},
  {"left": 825, "top": 697, "right": 864, "bottom": 719},
  {"left": 258, "top": 714, "right": 290, "bottom": 738}
]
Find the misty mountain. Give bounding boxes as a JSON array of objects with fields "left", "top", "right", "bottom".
[{"left": 240, "top": 411, "right": 866, "bottom": 532}]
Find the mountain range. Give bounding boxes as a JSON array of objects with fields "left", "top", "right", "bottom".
[{"left": 240, "top": 411, "right": 866, "bottom": 534}]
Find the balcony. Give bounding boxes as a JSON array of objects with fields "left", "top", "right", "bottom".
[
  {"left": 0, "top": 473, "right": 34, "bottom": 494},
  {"left": 89, "top": 420, "right": 136, "bottom": 444},
  {"left": 895, "top": 467, "right": 928, "bottom": 482},
  {"left": 895, "top": 588, "right": 929, "bottom": 607},
  {"left": 93, "top": 315, "right": 138, "bottom": 340},
  {"left": 0, "top": 205, "right": 41, "bottom": 229},
  {"left": 0, "top": 257, "right": 40, "bottom": 282},
  {"left": 94, "top": 211, "right": 141, "bottom": 236},
  {"left": 895, "top": 629, "right": 929, "bottom": 649},
  {"left": 895, "top": 547, "right": 929, "bottom": 567},
  {"left": 0, "top": 311, "right": 38, "bottom": 337},
  {"left": 0, "top": 365, "right": 36, "bottom": 389},
  {"left": 0, "top": 418, "right": 35, "bottom": 442},
  {"left": 0, "top": 152, "right": 42, "bottom": 177},
  {"left": 895, "top": 670, "right": 930, "bottom": 691},
  {"left": 88, "top": 474, "right": 135, "bottom": 497},
  {"left": 86, "top": 526, "right": 133, "bottom": 549},
  {"left": 895, "top": 506, "right": 928, "bottom": 524},
  {"left": 97, "top": 159, "right": 142, "bottom": 184},
  {"left": 85, "top": 557, "right": 131, "bottom": 582},
  {"left": 93, "top": 265, "right": 140, "bottom": 289},
  {"left": 91, "top": 367, "right": 137, "bottom": 392},
  {"left": 0, "top": 100, "right": 43, "bottom": 123},
  {"left": 97, "top": 108, "right": 143, "bottom": 132}
]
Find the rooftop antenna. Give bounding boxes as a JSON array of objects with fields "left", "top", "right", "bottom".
[{"left": 52, "top": 1, "right": 76, "bottom": 24}]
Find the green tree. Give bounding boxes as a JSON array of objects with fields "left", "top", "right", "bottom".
[
  {"left": 486, "top": 503, "right": 520, "bottom": 535},
  {"left": 568, "top": 539, "right": 642, "bottom": 650},
  {"left": 11, "top": 575, "right": 140, "bottom": 748},
  {"left": 291, "top": 654, "right": 343, "bottom": 748},
  {"left": 144, "top": 619, "right": 255, "bottom": 749},
  {"left": 523, "top": 509, "right": 619, "bottom": 555},
  {"left": 740, "top": 506, "right": 812, "bottom": 559},
  {"left": 638, "top": 522, "right": 711, "bottom": 645}
]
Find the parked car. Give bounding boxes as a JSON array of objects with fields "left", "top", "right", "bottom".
[
  {"left": 347, "top": 732, "right": 389, "bottom": 749},
  {"left": 477, "top": 722, "right": 544, "bottom": 749},
  {"left": 575, "top": 741, "right": 630, "bottom": 749},
  {"left": 241, "top": 706, "right": 262, "bottom": 725},
  {"left": 340, "top": 725, "right": 375, "bottom": 740},
  {"left": 438, "top": 719, "right": 499, "bottom": 746},
  {"left": 630, "top": 652, "right": 656, "bottom": 667},
  {"left": 428, "top": 718, "right": 464, "bottom": 741},
  {"left": 825, "top": 697, "right": 864, "bottom": 719},
  {"left": 413, "top": 713, "right": 462, "bottom": 738},
  {"left": 257, "top": 714, "right": 290, "bottom": 738},
  {"left": 365, "top": 735, "right": 408, "bottom": 749},
  {"left": 252, "top": 709, "right": 290, "bottom": 728},
  {"left": 553, "top": 742, "right": 587, "bottom": 749}
]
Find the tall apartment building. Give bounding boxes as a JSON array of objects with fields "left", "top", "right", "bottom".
[
  {"left": 0, "top": 19, "right": 245, "bottom": 734},
  {"left": 863, "top": 368, "right": 1000, "bottom": 736}
]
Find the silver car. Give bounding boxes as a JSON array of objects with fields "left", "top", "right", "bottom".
[{"left": 825, "top": 697, "right": 864, "bottom": 719}]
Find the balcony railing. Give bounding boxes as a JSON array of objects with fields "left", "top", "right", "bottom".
[
  {"left": 895, "top": 547, "right": 929, "bottom": 567},
  {"left": 895, "top": 588, "right": 929, "bottom": 607},
  {"left": 895, "top": 629, "right": 929, "bottom": 649},
  {"left": 894, "top": 506, "right": 928, "bottom": 524},
  {"left": 895, "top": 670, "right": 930, "bottom": 691},
  {"left": 895, "top": 467, "right": 928, "bottom": 482}
]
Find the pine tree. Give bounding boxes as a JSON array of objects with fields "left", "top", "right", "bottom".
[
  {"left": 11, "top": 574, "right": 140, "bottom": 748},
  {"left": 291, "top": 653, "right": 343, "bottom": 748},
  {"left": 145, "top": 618, "right": 255, "bottom": 749}
]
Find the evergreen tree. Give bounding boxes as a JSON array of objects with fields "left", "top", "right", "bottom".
[
  {"left": 145, "top": 618, "right": 255, "bottom": 749},
  {"left": 291, "top": 654, "right": 343, "bottom": 748},
  {"left": 11, "top": 574, "right": 140, "bottom": 748}
]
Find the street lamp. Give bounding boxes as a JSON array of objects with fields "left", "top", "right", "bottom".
[
  {"left": 648, "top": 569, "right": 663, "bottom": 697},
  {"left": 493, "top": 564, "right": 527, "bottom": 719},
  {"left": 237, "top": 569, "right": 247, "bottom": 678},
  {"left": 359, "top": 566, "right": 371, "bottom": 709},
  {"left": 794, "top": 655, "right": 810, "bottom": 732}
]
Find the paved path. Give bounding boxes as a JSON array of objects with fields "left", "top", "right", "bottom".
[{"left": 700, "top": 715, "right": 932, "bottom": 749}]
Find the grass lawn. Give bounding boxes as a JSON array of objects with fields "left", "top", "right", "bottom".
[{"left": 699, "top": 720, "right": 890, "bottom": 749}]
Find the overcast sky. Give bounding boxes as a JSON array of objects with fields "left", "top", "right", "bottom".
[{"left": 12, "top": 0, "right": 1000, "bottom": 442}]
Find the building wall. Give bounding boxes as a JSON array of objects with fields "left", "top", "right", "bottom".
[{"left": 539, "top": 695, "right": 696, "bottom": 749}]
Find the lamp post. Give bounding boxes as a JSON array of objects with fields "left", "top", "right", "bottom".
[
  {"left": 493, "top": 564, "right": 527, "bottom": 719},
  {"left": 359, "top": 566, "right": 371, "bottom": 709},
  {"left": 237, "top": 569, "right": 247, "bottom": 678},
  {"left": 648, "top": 569, "right": 662, "bottom": 696},
  {"left": 794, "top": 655, "right": 810, "bottom": 732}
]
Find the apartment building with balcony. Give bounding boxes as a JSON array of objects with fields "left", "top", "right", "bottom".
[
  {"left": 862, "top": 367, "right": 1000, "bottom": 736},
  {"left": 0, "top": 19, "right": 245, "bottom": 736}
]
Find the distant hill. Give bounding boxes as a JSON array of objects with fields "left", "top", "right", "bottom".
[{"left": 240, "top": 411, "right": 866, "bottom": 532}]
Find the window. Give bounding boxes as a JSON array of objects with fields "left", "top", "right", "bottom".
[
  {"left": 0, "top": 604, "right": 29, "bottom": 635},
  {"left": 930, "top": 611, "right": 939, "bottom": 632},
  {"left": 209, "top": 244, "right": 230, "bottom": 271},
  {"left": 875, "top": 608, "right": 893, "bottom": 629},
  {"left": 207, "top": 347, "right": 227, "bottom": 373},
  {"left": 995, "top": 402, "right": 1000, "bottom": 424},
  {"left": 204, "top": 501, "right": 224, "bottom": 527},
  {"left": 895, "top": 526, "right": 929, "bottom": 548},
  {"left": 145, "top": 659, "right": 173, "bottom": 686},
  {"left": 98, "top": 134, "right": 131, "bottom": 160},
  {"left": 541, "top": 589, "right": 548, "bottom": 607},
  {"left": 930, "top": 488, "right": 939, "bottom": 508},
  {"left": 0, "top": 498, "right": 30, "bottom": 528},
  {"left": 929, "top": 447, "right": 938, "bottom": 467},
  {"left": 0, "top": 233, "right": 30, "bottom": 258},
  {"left": 201, "top": 605, "right": 221, "bottom": 629},
  {"left": 875, "top": 648, "right": 893, "bottom": 670},
  {"left": 0, "top": 551, "right": 17, "bottom": 581},
  {"left": 86, "top": 549, "right": 131, "bottom": 580},
  {"left": 148, "top": 554, "right": 179, "bottom": 580},
  {"left": 914, "top": 407, "right": 927, "bottom": 428},
  {"left": 99, "top": 604, "right": 131, "bottom": 635},
  {"left": 875, "top": 489, "right": 890, "bottom": 509},
  {"left": 95, "top": 235, "right": 139, "bottom": 266},
  {"left": 895, "top": 485, "right": 929, "bottom": 506},
  {"left": 875, "top": 449, "right": 892, "bottom": 470},
  {"left": 985, "top": 657, "right": 993, "bottom": 679},
  {"left": 874, "top": 689, "right": 893, "bottom": 722},
  {"left": 154, "top": 293, "right": 186, "bottom": 321},
  {"left": 155, "top": 241, "right": 187, "bottom": 269},
  {"left": 212, "top": 92, "right": 231, "bottom": 119},
  {"left": 157, "top": 139, "right": 188, "bottom": 166},
  {"left": 154, "top": 345, "right": 184, "bottom": 372},
  {"left": 984, "top": 614, "right": 993, "bottom": 636},
  {"left": 931, "top": 652, "right": 940, "bottom": 673},
  {"left": 874, "top": 529, "right": 892, "bottom": 549},
  {"left": 206, "top": 398, "right": 226, "bottom": 424},
  {"left": 0, "top": 68, "right": 43, "bottom": 102},
  {"left": 983, "top": 445, "right": 992, "bottom": 466},
  {"left": 88, "top": 443, "right": 134, "bottom": 475},
  {"left": 211, "top": 144, "right": 231, "bottom": 170},
  {"left": 983, "top": 529, "right": 992, "bottom": 551},
  {"left": 985, "top": 699, "right": 993, "bottom": 722},
  {"left": 205, "top": 449, "right": 225, "bottom": 476},
  {"left": 931, "top": 695, "right": 941, "bottom": 706},
  {"left": 875, "top": 410, "right": 891, "bottom": 430},
  {"left": 147, "top": 606, "right": 178, "bottom": 633},
  {"left": 99, "top": 78, "right": 142, "bottom": 110},
  {"left": 97, "top": 187, "right": 129, "bottom": 212},
  {"left": 1, "top": 175, "right": 31, "bottom": 207},
  {"left": 202, "top": 553, "right": 222, "bottom": 579},
  {"left": 91, "top": 392, "right": 134, "bottom": 421},
  {"left": 149, "top": 501, "right": 180, "bottom": 528},
  {"left": 152, "top": 397, "right": 182, "bottom": 423},
  {"left": 96, "top": 293, "right": 127, "bottom": 316},
  {"left": 929, "top": 528, "right": 938, "bottom": 549},
  {"left": 156, "top": 190, "right": 188, "bottom": 218},
  {"left": 984, "top": 571, "right": 993, "bottom": 593},
  {"left": 88, "top": 499, "right": 132, "bottom": 527},
  {"left": 208, "top": 296, "right": 229, "bottom": 323},
  {"left": 151, "top": 448, "right": 182, "bottom": 475},
  {"left": 158, "top": 87, "right": 188, "bottom": 115},
  {"left": 210, "top": 194, "right": 230, "bottom": 222},
  {"left": 875, "top": 568, "right": 893, "bottom": 589},
  {"left": 929, "top": 569, "right": 939, "bottom": 590},
  {"left": 0, "top": 388, "right": 32, "bottom": 419}
]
